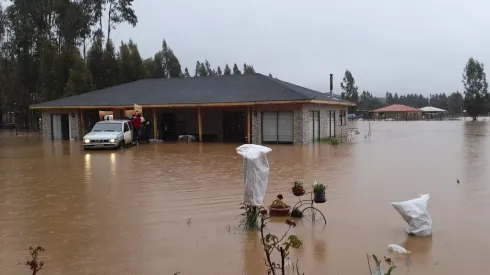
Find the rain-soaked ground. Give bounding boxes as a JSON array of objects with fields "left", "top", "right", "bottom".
[{"left": 1, "top": 120, "right": 490, "bottom": 275}]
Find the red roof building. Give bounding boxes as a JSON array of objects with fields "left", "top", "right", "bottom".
[
  {"left": 372, "top": 104, "right": 421, "bottom": 113},
  {"left": 371, "top": 104, "right": 422, "bottom": 121}
]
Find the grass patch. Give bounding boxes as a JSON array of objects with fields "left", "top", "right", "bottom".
[{"left": 319, "top": 137, "right": 340, "bottom": 145}]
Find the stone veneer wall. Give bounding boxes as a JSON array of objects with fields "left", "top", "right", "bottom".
[
  {"left": 41, "top": 110, "right": 81, "bottom": 140},
  {"left": 41, "top": 111, "right": 52, "bottom": 140},
  {"left": 302, "top": 104, "right": 347, "bottom": 143},
  {"left": 251, "top": 104, "right": 348, "bottom": 145}
]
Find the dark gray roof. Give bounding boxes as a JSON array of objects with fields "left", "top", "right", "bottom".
[{"left": 32, "top": 73, "right": 351, "bottom": 108}]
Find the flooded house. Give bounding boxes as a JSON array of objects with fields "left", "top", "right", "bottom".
[{"left": 30, "top": 74, "right": 355, "bottom": 144}]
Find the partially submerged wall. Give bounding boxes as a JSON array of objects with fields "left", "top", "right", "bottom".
[{"left": 251, "top": 104, "right": 348, "bottom": 145}]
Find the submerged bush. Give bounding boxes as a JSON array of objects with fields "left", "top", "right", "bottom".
[
  {"left": 320, "top": 137, "right": 340, "bottom": 145},
  {"left": 237, "top": 204, "right": 262, "bottom": 231}
]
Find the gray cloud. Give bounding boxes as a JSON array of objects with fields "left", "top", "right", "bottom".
[{"left": 113, "top": 0, "right": 490, "bottom": 96}]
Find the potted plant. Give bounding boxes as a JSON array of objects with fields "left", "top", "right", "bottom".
[
  {"left": 313, "top": 181, "right": 326, "bottom": 203},
  {"left": 291, "top": 181, "right": 305, "bottom": 196},
  {"left": 268, "top": 194, "right": 291, "bottom": 216}
]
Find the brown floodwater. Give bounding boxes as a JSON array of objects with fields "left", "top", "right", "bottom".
[{"left": 1, "top": 120, "right": 490, "bottom": 275}]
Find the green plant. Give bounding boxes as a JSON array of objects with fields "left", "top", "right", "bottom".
[
  {"left": 24, "top": 246, "right": 45, "bottom": 275},
  {"left": 290, "top": 208, "right": 303, "bottom": 218},
  {"left": 292, "top": 181, "right": 304, "bottom": 190},
  {"left": 320, "top": 137, "right": 340, "bottom": 145},
  {"left": 259, "top": 210, "right": 304, "bottom": 275},
  {"left": 238, "top": 204, "right": 262, "bottom": 231},
  {"left": 366, "top": 254, "right": 396, "bottom": 275},
  {"left": 312, "top": 183, "right": 326, "bottom": 192}
]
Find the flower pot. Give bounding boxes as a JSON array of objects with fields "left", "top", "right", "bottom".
[
  {"left": 268, "top": 206, "right": 291, "bottom": 217},
  {"left": 313, "top": 190, "right": 326, "bottom": 203},
  {"left": 292, "top": 187, "right": 305, "bottom": 196}
]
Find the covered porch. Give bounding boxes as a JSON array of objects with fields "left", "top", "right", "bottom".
[{"left": 74, "top": 104, "right": 254, "bottom": 144}]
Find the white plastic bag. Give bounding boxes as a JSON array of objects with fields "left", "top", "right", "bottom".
[
  {"left": 391, "top": 194, "right": 432, "bottom": 236},
  {"left": 387, "top": 244, "right": 410, "bottom": 254},
  {"left": 236, "top": 144, "right": 272, "bottom": 206}
]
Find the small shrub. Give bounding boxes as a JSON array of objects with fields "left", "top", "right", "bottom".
[
  {"left": 320, "top": 137, "right": 340, "bottom": 145},
  {"left": 237, "top": 204, "right": 262, "bottom": 231},
  {"left": 290, "top": 208, "right": 303, "bottom": 218},
  {"left": 312, "top": 183, "right": 326, "bottom": 192},
  {"left": 24, "top": 246, "right": 45, "bottom": 275},
  {"left": 259, "top": 210, "right": 304, "bottom": 275}
]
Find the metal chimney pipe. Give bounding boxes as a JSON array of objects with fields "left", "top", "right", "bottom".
[{"left": 329, "top": 74, "right": 333, "bottom": 98}]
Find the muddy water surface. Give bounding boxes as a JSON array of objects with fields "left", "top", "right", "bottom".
[{"left": 1, "top": 121, "right": 490, "bottom": 275}]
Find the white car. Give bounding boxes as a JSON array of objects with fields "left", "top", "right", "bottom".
[{"left": 82, "top": 120, "right": 134, "bottom": 150}]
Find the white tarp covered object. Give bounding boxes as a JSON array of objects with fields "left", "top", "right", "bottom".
[
  {"left": 420, "top": 106, "right": 447, "bottom": 112},
  {"left": 392, "top": 194, "right": 432, "bottom": 236},
  {"left": 236, "top": 144, "right": 272, "bottom": 206}
]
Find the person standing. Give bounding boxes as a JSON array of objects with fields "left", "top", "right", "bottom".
[{"left": 131, "top": 114, "right": 142, "bottom": 143}]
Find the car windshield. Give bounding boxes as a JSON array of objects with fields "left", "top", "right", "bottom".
[{"left": 91, "top": 123, "right": 122, "bottom": 132}]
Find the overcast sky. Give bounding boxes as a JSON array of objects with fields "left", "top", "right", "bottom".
[{"left": 113, "top": 0, "right": 490, "bottom": 97}]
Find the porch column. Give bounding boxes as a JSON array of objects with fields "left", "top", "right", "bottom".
[
  {"left": 79, "top": 109, "right": 85, "bottom": 136},
  {"left": 153, "top": 108, "right": 158, "bottom": 139},
  {"left": 247, "top": 107, "right": 251, "bottom": 144},
  {"left": 197, "top": 106, "right": 203, "bottom": 142},
  {"left": 112, "top": 109, "right": 121, "bottom": 119}
]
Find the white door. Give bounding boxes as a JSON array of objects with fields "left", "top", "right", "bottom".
[
  {"left": 262, "top": 112, "right": 278, "bottom": 143},
  {"left": 123, "top": 122, "right": 132, "bottom": 144},
  {"left": 278, "top": 112, "right": 293, "bottom": 143},
  {"left": 262, "top": 112, "right": 294, "bottom": 143},
  {"left": 52, "top": 115, "right": 62, "bottom": 140}
]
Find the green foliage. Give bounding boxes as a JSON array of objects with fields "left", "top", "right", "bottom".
[
  {"left": 64, "top": 51, "right": 94, "bottom": 97},
  {"left": 25, "top": 246, "right": 45, "bottom": 275},
  {"left": 216, "top": 66, "right": 222, "bottom": 75},
  {"left": 462, "top": 57, "right": 489, "bottom": 120},
  {"left": 237, "top": 204, "right": 262, "bottom": 231},
  {"left": 290, "top": 208, "right": 303, "bottom": 218},
  {"left": 293, "top": 181, "right": 304, "bottom": 189},
  {"left": 183, "top": 68, "right": 191, "bottom": 78},
  {"left": 103, "top": 39, "right": 121, "bottom": 86},
  {"left": 204, "top": 60, "right": 215, "bottom": 76},
  {"left": 358, "top": 91, "right": 385, "bottom": 110},
  {"left": 320, "top": 137, "right": 340, "bottom": 145},
  {"left": 119, "top": 39, "right": 145, "bottom": 83},
  {"left": 340, "top": 70, "right": 359, "bottom": 112},
  {"left": 259, "top": 211, "right": 303, "bottom": 275},
  {"left": 447, "top": 91, "right": 464, "bottom": 115},
  {"left": 233, "top": 63, "right": 241, "bottom": 75},
  {"left": 105, "top": 0, "right": 138, "bottom": 40},
  {"left": 312, "top": 183, "right": 326, "bottom": 192},
  {"left": 195, "top": 61, "right": 208, "bottom": 77},
  {"left": 243, "top": 63, "right": 256, "bottom": 74},
  {"left": 87, "top": 36, "right": 106, "bottom": 89},
  {"left": 368, "top": 254, "right": 396, "bottom": 275},
  {"left": 223, "top": 64, "right": 231, "bottom": 75}
]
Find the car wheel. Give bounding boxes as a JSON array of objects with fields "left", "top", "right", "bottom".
[{"left": 117, "top": 141, "right": 124, "bottom": 149}]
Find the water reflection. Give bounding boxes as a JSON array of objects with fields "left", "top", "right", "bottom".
[
  {"left": 1, "top": 122, "right": 490, "bottom": 275},
  {"left": 401, "top": 235, "right": 433, "bottom": 266}
]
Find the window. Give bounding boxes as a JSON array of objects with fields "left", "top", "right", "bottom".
[
  {"left": 340, "top": 110, "right": 346, "bottom": 126},
  {"left": 123, "top": 123, "right": 130, "bottom": 132}
]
